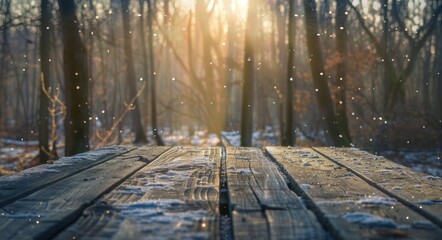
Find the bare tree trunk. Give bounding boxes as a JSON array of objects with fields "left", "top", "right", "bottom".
[
  {"left": 224, "top": 0, "right": 236, "bottom": 131},
  {"left": 147, "top": 0, "right": 164, "bottom": 145},
  {"left": 240, "top": 0, "right": 257, "bottom": 146},
  {"left": 436, "top": 12, "right": 442, "bottom": 147},
  {"left": 58, "top": 0, "right": 90, "bottom": 155},
  {"left": 121, "top": 0, "right": 148, "bottom": 143},
  {"left": 382, "top": 0, "right": 391, "bottom": 112},
  {"left": 138, "top": 0, "right": 150, "bottom": 129},
  {"left": 422, "top": 39, "right": 431, "bottom": 114},
  {"left": 276, "top": 0, "right": 287, "bottom": 144},
  {"left": 335, "top": 0, "right": 351, "bottom": 143},
  {"left": 303, "top": 0, "right": 348, "bottom": 146},
  {"left": 38, "top": 0, "right": 51, "bottom": 162},
  {"left": 284, "top": 0, "right": 296, "bottom": 146},
  {"left": 0, "top": 0, "right": 11, "bottom": 132}
]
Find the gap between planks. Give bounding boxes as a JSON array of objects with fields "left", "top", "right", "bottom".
[
  {"left": 312, "top": 147, "right": 442, "bottom": 228},
  {"left": 226, "top": 147, "right": 326, "bottom": 240},
  {"left": 266, "top": 147, "right": 442, "bottom": 240},
  {"left": 0, "top": 146, "right": 171, "bottom": 240},
  {"left": 54, "top": 146, "right": 221, "bottom": 240}
]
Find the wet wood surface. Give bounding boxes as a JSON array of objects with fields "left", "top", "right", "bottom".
[
  {"left": 266, "top": 147, "right": 442, "bottom": 240},
  {"left": 226, "top": 147, "right": 325, "bottom": 240},
  {"left": 0, "top": 146, "right": 440, "bottom": 240}
]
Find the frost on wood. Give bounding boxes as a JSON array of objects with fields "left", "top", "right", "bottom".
[
  {"left": 0, "top": 145, "right": 129, "bottom": 182},
  {"left": 73, "top": 147, "right": 220, "bottom": 239},
  {"left": 342, "top": 212, "right": 398, "bottom": 228}
]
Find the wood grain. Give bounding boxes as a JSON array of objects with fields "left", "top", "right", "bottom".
[
  {"left": 0, "top": 145, "right": 133, "bottom": 207},
  {"left": 227, "top": 147, "right": 325, "bottom": 240},
  {"left": 0, "top": 146, "right": 170, "bottom": 240},
  {"left": 314, "top": 147, "right": 442, "bottom": 227},
  {"left": 267, "top": 147, "right": 442, "bottom": 240},
  {"left": 55, "top": 146, "right": 221, "bottom": 240}
]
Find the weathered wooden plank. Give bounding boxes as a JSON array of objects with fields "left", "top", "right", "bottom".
[
  {"left": 231, "top": 210, "right": 268, "bottom": 240},
  {"left": 314, "top": 147, "right": 442, "bottom": 227},
  {"left": 55, "top": 146, "right": 221, "bottom": 240},
  {"left": 0, "top": 145, "right": 133, "bottom": 207},
  {"left": 0, "top": 146, "right": 170, "bottom": 240},
  {"left": 227, "top": 147, "right": 325, "bottom": 240},
  {"left": 267, "top": 147, "right": 442, "bottom": 240}
]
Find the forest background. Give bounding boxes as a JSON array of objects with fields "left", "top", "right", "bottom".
[{"left": 0, "top": 0, "right": 441, "bottom": 175}]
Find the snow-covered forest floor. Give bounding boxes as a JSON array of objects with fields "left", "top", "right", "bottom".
[{"left": 1, "top": 129, "right": 441, "bottom": 177}]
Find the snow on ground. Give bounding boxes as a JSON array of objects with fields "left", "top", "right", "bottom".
[
  {"left": 1, "top": 127, "right": 441, "bottom": 177},
  {"left": 0, "top": 138, "right": 38, "bottom": 146},
  {"left": 0, "top": 146, "right": 39, "bottom": 174},
  {"left": 342, "top": 212, "right": 398, "bottom": 228},
  {"left": 378, "top": 150, "right": 442, "bottom": 177}
]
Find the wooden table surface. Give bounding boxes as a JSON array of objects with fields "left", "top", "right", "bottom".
[{"left": 0, "top": 146, "right": 441, "bottom": 240}]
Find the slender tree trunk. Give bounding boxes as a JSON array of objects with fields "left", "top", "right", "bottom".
[
  {"left": 276, "top": 0, "right": 287, "bottom": 144},
  {"left": 147, "top": 0, "right": 164, "bottom": 145},
  {"left": 335, "top": 0, "right": 351, "bottom": 143},
  {"left": 39, "top": 0, "right": 51, "bottom": 162},
  {"left": 382, "top": 0, "right": 391, "bottom": 112},
  {"left": 58, "top": 0, "right": 90, "bottom": 155},
  {"left": 303, "top": 0, "right": 348, "bottom": 146},
  {"left": 0, "top": 0, "right": 12, "bottom": 132},
  {"left": 224, "top": 0, "right": 235, "bottom": 131},
  {"left": 422, "top": 40, "right": 431, "bottom": 114},
  {"left": 240, "top": 0, "right": 257, "bottom": 146},
  {"left": 436, "top": 13, "right": 442, "bottom": 146},
  {"left": 138, "top": 0, "right": 150, "bottom": 129},
  {"left": 284, "top": 0, "right": 296, "bottom": 146},
  {"left": 121, "top": 0, "right": 148, "bottom": 143},
  {"left": 87, "top": 0, "right": 95, "bottom": 134}
]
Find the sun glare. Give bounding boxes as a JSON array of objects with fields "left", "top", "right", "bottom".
[
  {"left": 178, "top": 0, "right": 249, "bottom": 20},
  {"left": 231, "top": 0, "right": 248, "bottom": 15},
  {"left": 231, "top": 0, "right": 248, "bottom": 20}
]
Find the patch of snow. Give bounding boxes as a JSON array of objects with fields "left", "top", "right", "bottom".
[
  {"left": 377, "top": 169, "right": 393, "bottom": 174},
  {"left": 424, "top": 175, "right": 441, "bottom": 180},
  {"left": 411, "top": 220, "right": 436, "bottom": 229},
  {"left": 0, "top": 212, "right": 43, "bottom": 219},
  {"left": 415, "top": 200, "right": 442, "bottom": 205},
  {"left": 342, "top": 212, "right": 397, "bottom": 228},
  {"left": 356, "top": 197, "right": 397, "bottom": 206},
  {"left": 300, "top": 184, "right": 314, "bottom": 190},
  {"left": 114, "top": 199, "right": 211, "bottom": 238},
  {"left": 235, "top": 168, "right": 253, "bottom": 174},
  {"left": 385, "top": 166, "right": 402, "bottom": 170},
  {"left": 190, "top": 136, "right": 205, "bottom": 145},
  {"left": 300, "top": 154, "right": 319, "bottom": 159},
  {"left": 221, "top": 131, "right": 241, "bottom": 147},
  {"left": 235, "top": 155, "right": 250, "bottom": 160},
  {"left": 207, "top": 134, "right": 220, "bottom": 146},
  {"left": 413, "top": 167, "right": 442, "bottom": 177},
  {"left": 115, "top": 185, "right": 154, "bottom": 195},
  {"left": 144, "top": 183, "right": 170, "bottom": 188},
  {"left": 0, "top": 138, "right": 38, "bottom": 146}
]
